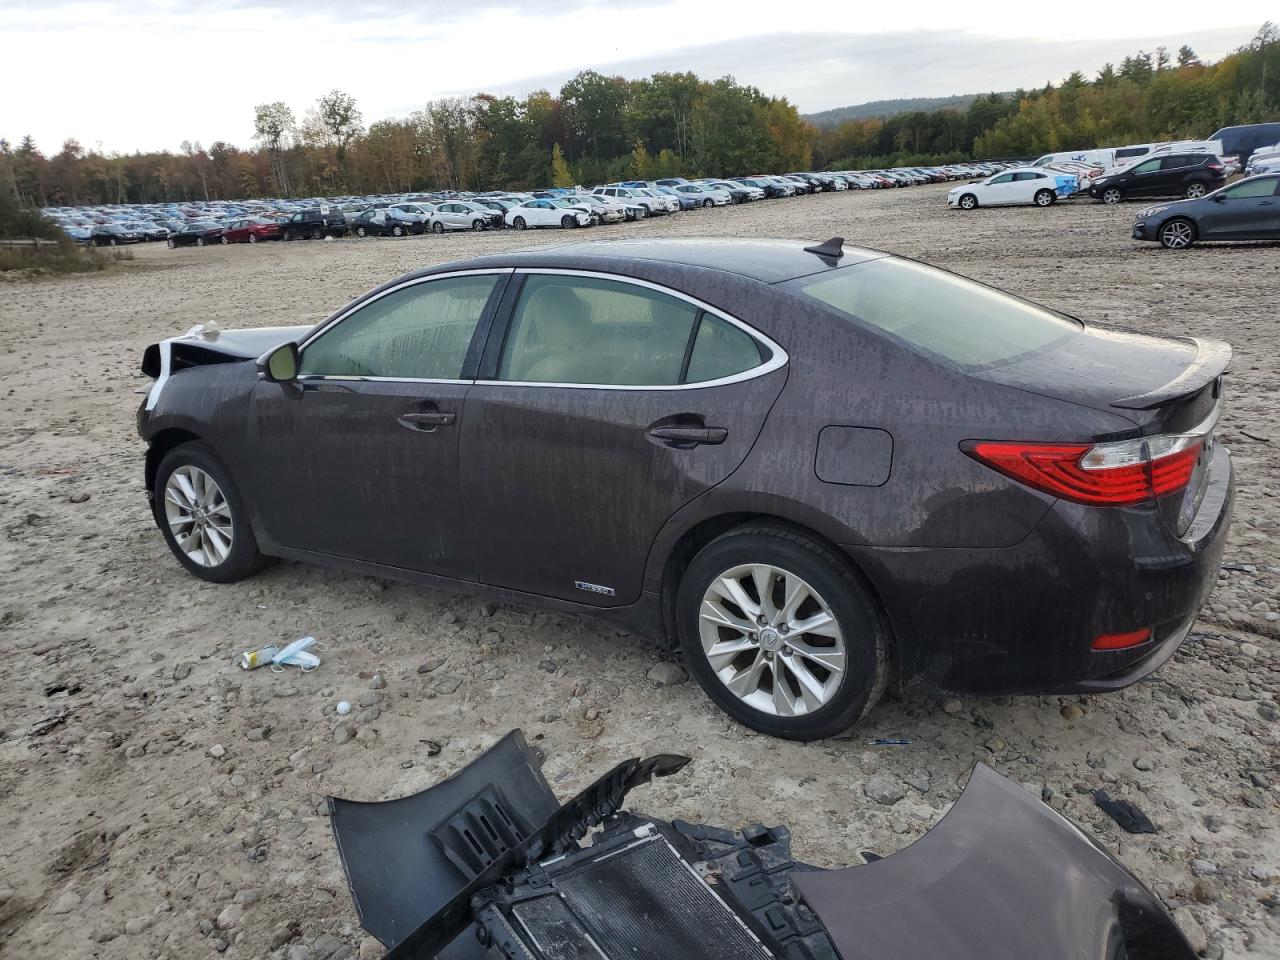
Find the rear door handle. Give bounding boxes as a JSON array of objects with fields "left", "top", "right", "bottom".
[
  {"left": 647, "top": 425, "right": 728, "bottom": 446},
  {"left": 398, "top": 411, "right": 456, "bottom": 431}
]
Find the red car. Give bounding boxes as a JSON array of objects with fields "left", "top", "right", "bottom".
[{"left": 220, "top": 217, "right": 282, "bottom": 244}]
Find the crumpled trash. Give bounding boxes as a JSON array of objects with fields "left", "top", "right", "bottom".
[
  {"left": 271, "top": 636, "right": 321, "bottom": 672},
  {"left": 1092, "top": 789, "right": 1157, "bottom": 834}
]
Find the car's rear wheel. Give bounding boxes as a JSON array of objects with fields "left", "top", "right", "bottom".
[
  {"left": 677, "top": 526, "right": 887, "bottom": 740},
  {"left": 1184, "top": 181, "right": 1208, "bottom": 199},
  {"left": 196, "top": 237, "right": 204, "bottom": 246},
  {"left": 1102, "top": 187, "right": 1123, "bottom": 204},
  {"left": 248, "top": 233, "right": 258, "bottom": 243},
  {"left": 356, "top": 226, "right": 367, "bottom": 237},
  {"left": 513, "top": 217, "right": 526, "bottom": 230},
  {"left": 958, "top": 193, "right": 977, "bottom": 210},
  {"left": 310, "top": 228, "right": 323, "bottom": 240},
  {"left": 1159, "top": 218, "right": 1197, "bottom": 250},
  {"left": 166, "top": 238, "right": 175, "bottom": 249},
  {"left": 1034, "top": 189, "right": 1054, "bottom": 206},
  {"left": 432, "top": 221, "right": 445, "bottom": 234},
  {"left": 221, "top": 235, "right": 229, "bottom": 244},
  {"left": 154, "top": 442, "right": 263, "bottom": 584},
  {"left": 392, "top": 224, "right": 405, "bottom": 237}
]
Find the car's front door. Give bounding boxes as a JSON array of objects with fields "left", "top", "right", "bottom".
[
  {"left": 1198, "top": 176, "right": 1280, "bottom": 239},
  {"left": 459, "top": 270, "right": 787, "bottom": 606},
  {"left": 245, "top": 270, "right": 509, "bottom": 576},
  {"left": 1126, "top": 157, "right": 1165, "bottom": 196},
  {"left": 980, "top": 173, "right": 1017, "bottom": 205}
]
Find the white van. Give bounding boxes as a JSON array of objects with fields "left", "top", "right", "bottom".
[
  {"left": 1149, "top": 140, "right": 1225, "bottom": 157},
  {"left": 1031, "top": 149, "right": 1113, "bottom": 169}
]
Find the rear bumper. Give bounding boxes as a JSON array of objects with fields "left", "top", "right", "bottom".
[{"left": 842, "top": 443, "right": 1233, "bottom": 696}]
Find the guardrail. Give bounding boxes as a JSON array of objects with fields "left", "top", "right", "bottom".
[{"left": 0, "top": 237, "right": 63, "bottom": 247}]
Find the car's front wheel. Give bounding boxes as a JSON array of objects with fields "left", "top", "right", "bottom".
[
  {"left": 248, "top": 233, "right": 259, "bottom": 243},
  {"left": 561, "top": 215, "right": 576, "bottom": 228},
  {"left": 677, "top": 526, "right": 887, "bottom": 740},
  {"left": 221, "top": 235, "right": 229, "bottom": 244},
  {"left": 1159, "top": 217, "right": 1197, "bottom": 249},
  {"left": 1102, "top": 187, "right": 1123, "bottom": 204},
  {"left": 392, "top": 224, "right": 405, "bottom": 237},
  {"left": 153, "top": 442, "right": 263, "bottom": 583},
  {"left": 356, "top": 226, "right": 367, "bottom": 237},
  {"left": 166, "top": 238, "right": 175, "bottom": 249},
  {"left": 432, "top": 221, "right": 445, "bottom": 234},
  {"left": 958, "top": 193, "right": 978, "bottom": 210},
  {"left": 472, "top": 218, "right": 485, "bottom": 231},
  {"left": 512, "top": 217, "right": 526, "bottom": 230}
]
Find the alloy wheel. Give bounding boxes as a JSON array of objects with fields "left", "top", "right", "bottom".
[
  {"left": 1185, "top": 182, "right": 1207, "bottom": 199},
  {"left": 163, "top": 465, "right": 234, "bottom": 568},
  {"left": 698, "top": 563, "right": 846, "bottom": 717},
  {"left": 959, "top": 194, "right": 976, "bottom": 210},
  {"left": 1103, "top": 188, "right": 1122, "bottom": 204},
  {"left": 1160, "top": 220, "right": 1195, "bottom": 249}
]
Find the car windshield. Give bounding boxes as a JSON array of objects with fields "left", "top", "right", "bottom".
[{"left": 790, "top": 257, "right": 1081, "bottom": 371}]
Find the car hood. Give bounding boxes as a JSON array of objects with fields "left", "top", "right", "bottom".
[
  {"left": 141, "top": 324, "right": 311, "bottom": 379},
  {"left": 793, "top": 764, "right": 1196, "bottom": 960}
]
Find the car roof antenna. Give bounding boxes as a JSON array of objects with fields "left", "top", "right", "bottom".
[{"left": 803, "top": 236, "right": 844, "bottom": 261}]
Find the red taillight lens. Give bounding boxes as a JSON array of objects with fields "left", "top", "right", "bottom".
[
  {"left": 1092, "top": 628, "right": 1152, "bottom": 650},
  {"left": 965, "top": 434, "right": 1204, "bottom": 507}
]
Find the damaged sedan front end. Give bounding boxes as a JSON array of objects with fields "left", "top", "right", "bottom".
[{"left": 329, "top": 730, "right": 1196, "bottom": 960}]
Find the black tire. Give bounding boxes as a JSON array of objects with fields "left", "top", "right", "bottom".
[
  {"left": 152, "top": 442, "right": 264, "bottom": 584},
  {"left": 676, "top": 525, "right": 888, "bottom": 740},
  {"left": 1159, "top": 217, "right": 1197, "bottom": 250},
  {"left": 702, "top": 198, "right": 713, "bottom": 208},
  {"left": 1102, "top": 187, "right": 1123, "bottom": 204},
  {"left": 356, "top": 226, "right": 367, "bottom": 238},
  {"left": 196, "top": 237, "right": 204, "bottom": 247},
  {"left": 392, "top": 224, "right": 405, "bottom": 237},
  {"left": 432, "top": 221, "right": 445, "bottom": 234},
  {"left": 1183, "top": 181, "right": 1208, "bottom": 199},
  {"left": 472, "top": 218, "right": 486, "bottom": 231},
  {"left": 513, "top": 216, "right": 526, "bottom": 230},
  {"left": 248, "top": 233, "right": 258, "bottom": 243},
  {"left": 221, "top": 235, "right": 229, "bottom": 244},
  {"left": 166, "top": 238, "right": 175, "bottom": 249},
  {"left": 958, "top": 193, "right": 978, "bottom": 210},
  {"left": 1034, "top": 189, "right": 1054, "bottom": 207},
  {"left": 310, "top": 228, "right": 323, "bottom": 240},
  {"left": 561, "top": 215, "right": 575, "bottom": 228}
]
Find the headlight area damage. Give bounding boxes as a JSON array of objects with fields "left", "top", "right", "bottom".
[{"left": 329, "top": 730, "right": 1197, "bottom": 960}]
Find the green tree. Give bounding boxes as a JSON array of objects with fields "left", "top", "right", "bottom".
[
  {"left": 551, "top": 143, "right": 573, "bottom": 187},
  {"left": 253, "top": 101, "right": 295, "bottom": 193}
]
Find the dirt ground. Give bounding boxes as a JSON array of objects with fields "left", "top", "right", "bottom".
[{"left": 1, "top": 183, "right": 1277, "bottom": 960}]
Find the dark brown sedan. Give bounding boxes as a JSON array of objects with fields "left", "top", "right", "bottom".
[{"left": 138, "top": 238, "right": 1233, "bottom": 739}]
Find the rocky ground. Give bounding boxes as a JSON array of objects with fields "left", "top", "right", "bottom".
[{"left": 0, "top": 183, "right": 1277, "bottom": 960}]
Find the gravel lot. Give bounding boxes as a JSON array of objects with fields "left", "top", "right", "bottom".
[{"left": 1, "top": 183, "right": 1277, "bottom": 959}]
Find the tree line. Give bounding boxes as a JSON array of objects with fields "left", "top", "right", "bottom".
[{"left": 2, "top": 24, "right": 1276, "bottom": 207}]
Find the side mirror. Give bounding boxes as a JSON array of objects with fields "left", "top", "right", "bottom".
[
  {"left": 258, "top": 342, "right": 300, "bottom": 382},
  {"left": 1211, "top": 194, "right": 1225, "bottom": 203}
]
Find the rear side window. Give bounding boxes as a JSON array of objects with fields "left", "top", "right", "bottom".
[
  {"left": 498, "top": 275, "right": 699, "bottom": 385},
  {"left": 301, "top": 275, "right": 499, "bottom": 379},
  {"left": 686, "top": 314, "right": 764, "bottom": 383},
  {"left": 1222, "top": 177, "right": 1280, "bottom": 198},
  {"left": 791, "top": 258, "right": 1080, "bottom": 371}
]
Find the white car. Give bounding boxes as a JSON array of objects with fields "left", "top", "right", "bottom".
[
  {"left": 674, "top": 183, "right": 731, "bottom": 207},
  {"left": 565, "top": 195, "right": 630, "bottom": 223},
  {"left": 505, "top": 199, "right": 593, "bottom": 230},
  {"left": 428, "top": 201, "right": 499, "bottom": 232},
  {"left": 592, "top": 186, "right": 675, "bottom": 215},
  {"left": 948, "top": 167, "right": 1073, "bottom": 209}
]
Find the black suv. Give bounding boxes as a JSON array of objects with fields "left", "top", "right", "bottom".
[
  {"left": 280, "top": 207, "right": 349, "bottom": 240},
  {"left": 1089, "top": 153, "right": 1226, "bottom": 204}
]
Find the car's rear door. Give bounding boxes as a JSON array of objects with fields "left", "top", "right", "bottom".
[
  {"left": 1199, "top": 175, "right": 1280, "bottom": 238},
  {"left": 245, "top": 270, "right": 510, "bottom": 577},
  {"left": 459, "top": 270, "right": 787, "bottom": 606}
]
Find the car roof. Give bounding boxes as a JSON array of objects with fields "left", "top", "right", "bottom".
[{"left": 449, "top": 237, "right": 885, "bottom": 285}]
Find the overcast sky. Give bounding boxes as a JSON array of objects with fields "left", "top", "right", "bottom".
[{"left": 2, "top": 1, "right": 1271, "bottom": 153}]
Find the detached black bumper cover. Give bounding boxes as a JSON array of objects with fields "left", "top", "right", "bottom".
[{"left": 329, "top": 731, "right": 1195, "bottom": 960}]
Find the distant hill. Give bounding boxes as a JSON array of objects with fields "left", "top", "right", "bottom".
[{"left": 803, "top": 93, "right": 1008, "bottom": 128}]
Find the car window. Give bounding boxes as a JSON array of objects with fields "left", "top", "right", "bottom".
[
  {"left": 1132, "top": 159, "right": 1161, "bottom": 173},
  {"left": 1221, "top": 177, "right": 1279, "bottom": 198},
  {"left": 1160, "top": 157, "right": 1192, "bottom": 170},
  {"left": 685, "top": 314, "right": 765, "bottom": 383},
  {"left": 300, "top": 275, "right": 500, "bottom": 380},
  {"left": 989, "top": 173, "right": 1013, "bottom": 184},
  {"left": 498, "top": 275, "right": 701, "bottom": 386},
  {"left": 791, "top": 258, "right": 1080, "bottom": 372}
]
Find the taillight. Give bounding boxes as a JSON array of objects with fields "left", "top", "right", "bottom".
[{"left": 964, "top": 433, "right": 1204, "bottom": 506}]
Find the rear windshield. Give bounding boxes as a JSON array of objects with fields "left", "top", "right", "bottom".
[{"left": 791, "top": 257, "right": 1081, "bottom": 371}]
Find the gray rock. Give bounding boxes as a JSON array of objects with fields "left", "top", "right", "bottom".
[
  {"left": 1060, "top": 703, "right": 1083, "bottom": 721},
  {"left": 863, "top": 775, "right": 906, "bottom": 806},
  {"left": 215, "top": 903, "right": 243, "bottom": 930},
  {"left": 270, "top": 922, "right": 299, "bottom": 949},
  {"left": 942, "top": 698, "right": 963, "bottom": 714},
  {"left": 208, "top": 744, "right": 226, "bottom": 758},
  {"left": 1134, "top": 756, "right": 1154, "bottom": 771},
  {"left": 333, "top": 724, "right": 354, "bottom": 745},
  {"left": 288, "top": 944, "right": 315, "bottom": 960},
  {"left": 246, "top": 726, "right": 270, "bottom": 742},
  {"left": 92, "top": 927, "right": 118, "bottom": 943},
  {"left": 1190, "top": 859, "right": 1218, "bottom": 877},
  {"left": 538, "top": 659, "right": 558, "bottom": 673},
  {"left": 359, "top": 936, "right": 384, "bottom": 960},
  {"left": 431, "top": 675, "right": 463, "bottom": 695},
  {"left": 647, "top": 662, "right": 687, "bottom": 687},
  {"left": 1172, "top": 907, "right": 1208, "bottom": 955},
  {"left": 369, "top": 674, "right": 386, "bottom": 690},
  {"left": 314, "top": 933, "right": 355, "bottom": 960},
  {"left": 417, "top": 657, "right": 447, "bottom": 674},
  {"left": 233, "top": 888, "right": 261, "bottom": 904},
  {"left": 50, "top": 890, "right": 80, "bottom": 914},
  {"left": 124, "top": 916, "right": 151, "bottom": 935},
  {"left": 356, "top": 726, "right": 378, "bottom": 744}
]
